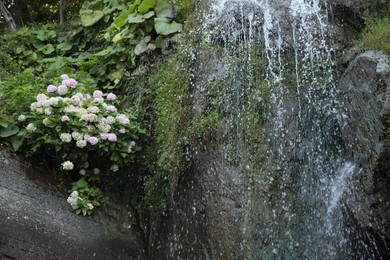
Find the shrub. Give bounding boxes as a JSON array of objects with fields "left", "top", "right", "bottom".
[{"left": 19, "top": 74, "right": 145, "bottom": 215}]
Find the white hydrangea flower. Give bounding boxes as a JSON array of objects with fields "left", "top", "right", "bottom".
[
  {"left": 42, "top": 118, "right": 50, "bottom": 126},
  {"left": 87, "top": 203, "right": 94, "bottom": 210},
  {"left": 36, "top": 93, "right": 48, "bottom": 102},
  {"left": 106, "top": 116, "right": 115, "bottom": 125},
  {"left": 67, "top": 196, "right": 75, "bottom": 204},
  {"left": 60, "top": 133, "right": 72, "bottom": 143},
  {"left": 49, "top": 97, "right": 60, "bottom": 106},
  {"left": 98, "top": 123, "right": 111, "bottom": 133},
  {"left": 76, "top": 139, "right": 87, "bottom": 148},
  {"left": 87, "top": 106, "right": 100, "bottom": 114},
  {"left": 70, "top": 190, "right": 79, "bottom": 198},
  {"left": 30, "top": 102, "right": 37, "bottom": 111},
  {"left": 62, "top": 161, "right": 74, "bottom": 170},
  {"left": 18, "top": 115, "right": 26, "bottom": 122},
  {"left": 86, "top": 125, "right": 95, "bottom": 132},
  {"left": 110, "top": 164, "right": 119, "bottom": 172},
  {"left": 71, "top": 131, "right": 83, "bottom": 141},
  {"left": 36, "top": 108, "right": 44, "bottom": 114},
  {"left": 44, "top": 108, "right": 53, "bottom": 115},
  {"left": 26, "top": 123, "right": 37, "bottom": 132},
  {"left": 42, "top": 100, "right": 51, "bottom": 108}
]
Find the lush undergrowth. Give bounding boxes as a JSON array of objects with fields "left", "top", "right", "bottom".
[{"left": 0, "top": 0, "right": 196, "bottom": 232}]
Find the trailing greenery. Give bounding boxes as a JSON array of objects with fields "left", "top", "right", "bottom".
[{"left": 359, "top": 15, "right": 390, "bottom": 54}]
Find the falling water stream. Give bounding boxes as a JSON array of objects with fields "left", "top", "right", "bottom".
[{"left": 205, "top": 0, "right": 366, "bottom": 258}]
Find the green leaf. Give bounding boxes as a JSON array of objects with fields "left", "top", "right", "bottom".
[
  {"left": 0, "top": 125, "right": 19, "bottom": 138},
  {"left": 126, "top": 13, "right": 145, "bottom": 23},
  {"left": 154, "top": 17, "right": 182, "bottom": 35},
  {"left": 0, "top": 117, "right": 8, "bottom": 128},
  {"left": 155, "top": 0, "right": 173, "bottom": 18},
  {"left": 113, "top": 10, "right": 132, "bottom": 29},
  {"left": 75, "top": 178, "right": 88, "bottom": 189},
  {"left": 41, "top": 44, "right": 55, "bottom": 55},
  {"left": 138, "top": 0, "right": 155, "bottom": 14},
  {"left": 57, "top": 42, "right": 73, "bottom": 52},
  {"left": 135, "top": 36, "right": 156, "bottom": 55},
  {"left": 36, "top": 30, "right": 56, "bottom": 41},
  {"left": 143, "top": 11, "right": 155, "bottom": 19},
  {"left": 81, "top": 10, "right": 104, "bottom": 27},
  {"left": 11, "top": 136, "right": 24, "bottom": 151}
]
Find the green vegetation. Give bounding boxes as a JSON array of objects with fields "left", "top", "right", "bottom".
[
  {"left": 0, "top": 0, "right": 196, "bottom": 223},
  {"left": 359, "top": 15, "right": 390, "bottom": 54}
]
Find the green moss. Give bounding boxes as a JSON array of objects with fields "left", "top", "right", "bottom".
[{"left": 359, "top": 15, "right": 390, "bottom": 54}]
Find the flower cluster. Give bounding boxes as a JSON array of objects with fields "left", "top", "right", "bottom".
[{"left": 20, "top": 74, "right": 144, "bottom": 215}]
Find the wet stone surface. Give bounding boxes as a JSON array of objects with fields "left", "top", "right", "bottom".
[{"left": 0, "top": 152, "right": 146, "bottom": 260}]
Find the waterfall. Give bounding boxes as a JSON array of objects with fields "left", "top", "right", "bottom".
[{"left": 205, "top": 0, "right": 368, "bottom": 258}]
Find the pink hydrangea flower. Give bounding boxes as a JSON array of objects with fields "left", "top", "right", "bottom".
[
  {"left": 93, "top": 97, "right": 104, "bottom": 103},
  {"left": 79, "top": 169, "right": 86, "bottom": 175},
  {"left": 117, "top": 114, "right": 130, "bottom": 125},
  {"left": 61, "top": 115, "right": 70, "bottom": 122},
  {"left": 106, "top": 105, "right": 117, "bottom": 112},
  {"left": 107, "top": 133, "right": 117, "bottom": 142},
  {"left": 100, "top": 133, "right": 108, "bottom": 140},
  {"left": 88, "top": 136, "right": 98, "bottom": 145},
  {"left": 47, "top": 85, "right": 57, "bottom": 93},
  {"left": 62, "top": 78, "right": 77, "bottom": 88},
  {"left": 93, "top": 90, "right": 103, "bottom": 98},
  {"left": 107, "top": 93, "right": 117, "bottom": 101}
]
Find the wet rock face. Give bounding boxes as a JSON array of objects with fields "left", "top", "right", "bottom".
[
  {"left": 337, "top": 51, "right": 390, "bottom": 252},
  {"left": 0, "top": 153, "right": 146, "bottom": 260}
]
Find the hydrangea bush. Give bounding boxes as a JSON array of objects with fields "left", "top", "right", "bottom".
[{"left": 19, "top": 74, "right": 144, "bottom": 215}]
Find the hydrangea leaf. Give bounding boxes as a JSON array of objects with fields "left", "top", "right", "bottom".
[
  {"left": 0, "top": 125, "right": 19, "bottom": 138},
  {"left": 154, "top": 17, "right": 182, "bottom": 35}
]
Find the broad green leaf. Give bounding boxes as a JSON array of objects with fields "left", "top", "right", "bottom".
[
  {"left": 32, "top": 40, "right": 44, "bottom": 50},
  {"left": 154, "top": 18, "right": 182, "bottom": 35},
  {"left": 114, "top": 10, "right": 132, "bottom": 29},
  {"left": 41, "top": 44, "right": 55, "bottom": 55},
  {"left": 57, "top": 42, "right": 73, "bottom": 52},
  {"left": 138, "top": 0, "right": 155, "bottom": 14},
  {"left": 0, "top": 117, "right": 8, "bottom": 128},
  {"left": 127, "top": 13, "right": 145, "bottom": 23},
  {"left": 143, "top": 11, "right": 155, "bottom": 19},
  {"left": 81, "top": 10, "right": 104, "bottom": 27},
  {"left": 135, "top": 36, "right": 156, "bottom": 55},
  {"left": 15, "top": 46, "right": 25, "bottom": 54},
  {"left": 0, "top": 125, "right": 19, "bottom": 138},
  {"left": 155, "top": 0, "right": 173, "bottom": 18},
  {"left": 37, "top": 30, "right": 56, "bottom": 41},
  {"left": 11, "top": 136, "right": 23, "bottom": 151}
]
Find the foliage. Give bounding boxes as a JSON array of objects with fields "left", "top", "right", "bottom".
[
  {"left": 18, "top": 74, "right": 144, "bottom": 214},
  {"left": 0, "top": 0, "right": 196, "bottom": 223},
  {"left": 358, "top": 15, "right": 390, "bottom": 54},
  {"left": 67, "top": 177, "right": 107, "bottom": 216},
  {"left": 0, "top": 0, "right": 83, "bottom": 30}
]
